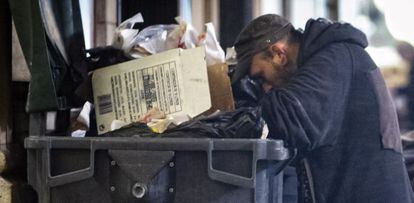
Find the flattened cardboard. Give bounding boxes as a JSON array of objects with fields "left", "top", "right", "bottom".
[{"left": 92, "top": 47, "right": 211, "bottom": 134}]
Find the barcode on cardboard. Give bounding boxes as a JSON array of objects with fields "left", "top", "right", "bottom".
[{"left": 98, "top": 94, "right": 113, "bottom": 115}]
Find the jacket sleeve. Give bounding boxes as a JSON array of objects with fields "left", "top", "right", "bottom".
[{"left": 261, "top": 43, "right": 352, "bottom": 153}]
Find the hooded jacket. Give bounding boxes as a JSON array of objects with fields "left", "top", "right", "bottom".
[{"left": 261, "top": 18, "right": 414, "bottom": 202}]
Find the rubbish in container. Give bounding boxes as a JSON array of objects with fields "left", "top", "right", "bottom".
[
  {"left": 110, "top": 119, "right": 128, "bottom": 131},
  {"left": 176, "top": 19, "right": 225, "bottom": 65},
  {"left": 147, "top": 118, "right": 172, "bottom": 133},
  {"left": 70, "top": 101, "right": 93, "bottom": 137},
  {"left": 130, "top": 24, "right": 179, "bottom": 58},
  {"left": 77, "top": 101, "right": 93, "bottom": 128},
  {"left": 164, "top": 107, "right": 264, "bottom": 138},
  {"left": 203, "top": 63, "right": 235, "bottom": 115},
  {"left": 121, "top": 106, "right": 191, "bottom": 134},
  {"left": 147, "top": 112, "right": 190, "bottom": 133},
  {"left": 198, "top": 23, "right": 225, "bottom": 66},
  {"left": 104, "top": 122, "right": 154, "bottom": 138},
  {"left": 71, "top": 129, "right": 86, "bottom": 138},
  {"left": 177, "top": 17, "right": 199, "bottom": 49},
  {"left": 112, "top": 13, "right": 144, "bottom": 52},
  {"left": 92, "top": 47, "right": 211, "bottom": 134},
  {"left": 105, "top": 107, "right": 264, "bottom": 139},
  {"left": 90, "top": 14, "right": 231, "bottom": 134},
  {"left": 76, "top": 46, "right": 132, "bottom": 103},
  {"left": 138, "top": 107, "right": 166, "bottom": 123},
  {"left": 113, "top": 12, "right": 178, "bottom": 58},
  {"left": 138, "top": 107, "right": 170, "bottom": 133},
  {"left": 114, "top": 13, "right": 225, "bottom": 66},
  {"left": 86, "top": 46, "right": 131, "bottom": 71}
]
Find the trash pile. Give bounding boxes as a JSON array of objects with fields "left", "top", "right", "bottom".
[
  {"left": 111, "top": 13, "right": 225, "bottom": 66},
  {"left": 68, "top": 13, "right": 266, "bottom": 139},
  {"left": 105, "top": 107, "right": 264, "bottom": 139}
]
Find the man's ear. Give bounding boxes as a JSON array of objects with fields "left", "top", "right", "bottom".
[{"left": 269, "top": 43, "right": 287, "bottom": 66}]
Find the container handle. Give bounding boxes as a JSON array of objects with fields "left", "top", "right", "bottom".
[
  {"left": 206, "top": 143, "right": 256, "bottom": 188},
  {"left": 206, "top": 142, "right": 295, "bottom": 188},
  {"left": 45, "top": 141, "right": 95, "bottom": 187}
]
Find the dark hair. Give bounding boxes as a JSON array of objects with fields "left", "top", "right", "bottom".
[
  {"left": 259, "top": 27, "right": 302, "bottom": 59},
  {"left": 287, "top": 27, "right": 303, "bottom": 44}
]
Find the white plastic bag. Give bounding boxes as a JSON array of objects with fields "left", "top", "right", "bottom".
[
  {"left": 180, "top": 21, "right": 199, "bottom": 49},
  {"left": 112, "top": 13, "right": 144, "bottom": 52},
  {"left": 132, "top": 24, "right": 178, "bottom": 57},
  {"left": 178, "top": 20, "right": 225, "bottom": 65},
  {"left": 200, "top": 23, "right": 225, "bottom": 65},
  {"left": 117, "top": 16, "right": 226, "bottom": 66}
]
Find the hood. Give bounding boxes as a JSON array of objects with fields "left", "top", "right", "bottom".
[{"left": 298, "top": 18, "right": 368, "bottom": 66}]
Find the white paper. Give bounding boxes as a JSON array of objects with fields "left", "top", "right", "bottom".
[
  {"left": 71, "top": 130, "right": 87, "bottom": 138},
  {"left": 77, "top": 101, "right": 93, "bottom": 128}
]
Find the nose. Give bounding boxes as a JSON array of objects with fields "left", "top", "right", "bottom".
[{"left": 249, "top": 65, "right": 262, "bottom": 78}]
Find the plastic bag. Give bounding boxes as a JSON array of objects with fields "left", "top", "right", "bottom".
[
  {"left": 179, "top": 19, "right": 199, "bottom": 49},
  {"left": 86, "top": 46, "right": 131, "bottom": 70},
  {"left": 227, "top": 47, "right": 264, "bottom": 108},
  {"left": 198, "top": 23, "right": 225, "bottom": 66},
  {"left": 130, "top": 24, "right": 178, "bottom": 57},
  {"left": 125, "top": 17, "right": 225, "bottom": 66},
  {"left": 179, "top": 21, "right": 225, "bottom": 65},
  {"left": 231, "top": 75, "right": 265, "bottom": 108},
  {"left": 112, "top": 13, "right": 144, "bottom": 52},
  {"left": 166, "top": 107, "right": 264, "bottom": 138},
  {"left": 104, "top": 107, "right": 263, "bottom": 139},
  {"left": 104, "top": 122, "right": 155, "bottom": 138}
]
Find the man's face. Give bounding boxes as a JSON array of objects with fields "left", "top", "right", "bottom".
[{"left": 249, "top": 51, "right": 290, "bottom": 91}]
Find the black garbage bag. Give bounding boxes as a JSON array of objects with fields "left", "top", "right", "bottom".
[
  {"left": 231, "top": 75, "right": 264, "bottom": 108},
  {"left": 86, "top": 46, "right": 131, "bottom": 71},
  {"left": 104, "top": 107, "right": 264, "bottom": 139},
  {"left": 165, "top": 107, "right": 264, "bottom": 138},
  {"left": 103, "top": 122, "right": 155, "bottom": 138},
  {"left": 75, "top": 46, "right": 132, "bottom": 103}
]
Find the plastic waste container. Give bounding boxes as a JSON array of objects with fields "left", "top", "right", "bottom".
[{"left": 25, "top": 136, "right": 292, "bottom": 203}]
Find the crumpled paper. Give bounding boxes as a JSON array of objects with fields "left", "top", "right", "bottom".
[{"left": 138, "top": 108, "right": 190, "bottom": 133}]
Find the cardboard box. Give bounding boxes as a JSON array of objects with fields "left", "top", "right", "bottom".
[
  {"left": 203, "top": 63, "right": 235, "bottom": 115},
  {"left": 92, "top": 47, "right": 211, "bottom": 134}
]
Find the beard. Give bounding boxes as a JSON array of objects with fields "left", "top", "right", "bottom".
[{"left": 269, "top": 61, "right": 298, "bottom": 88}]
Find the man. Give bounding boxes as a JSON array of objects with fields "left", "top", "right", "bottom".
[{"left": 232, "top": 14, "right": 413, "bottom": 202}]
